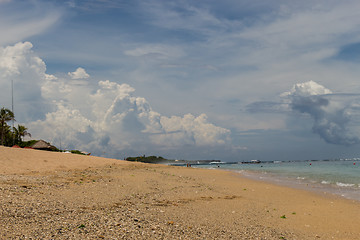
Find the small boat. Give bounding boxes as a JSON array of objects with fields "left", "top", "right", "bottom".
[{"left": 210, "top": 161, "right": 226, "bottom": 164}]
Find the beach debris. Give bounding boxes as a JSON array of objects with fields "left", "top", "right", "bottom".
[
  {"left": 280, "top": 215, "right": 286, "bottom": 219},
  {"left": 78, "top": 224, "right": 86, "bottom": 229},
  {"left": 223, "top": 195, "right": 239, "bottom": 200},
  {"left": 167, "top": 221, "right": 174, "bottom": 225}
]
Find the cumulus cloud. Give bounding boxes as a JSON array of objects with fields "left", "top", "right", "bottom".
[
  {"left": 0, "top": 42, "right": 55, "bottom": 121},
  {"left": 282, "top": 81, "right": 332, "bottom": 97},
  {"left": 153, "top": 113, "right": 230, "bottom": 147},
  {"left": 31, "top": 78, "right": 231, "bottom": 157},
  {"left": 283, "top": 81, "right": 360, "bottom": 145},
  {"left": 0, "top": 42, "right": 231, "bottom": 158},
  {"left": 68, "top": 67, "right": 90, "bottom": 79}
]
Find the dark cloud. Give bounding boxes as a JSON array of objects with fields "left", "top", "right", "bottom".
[{"left": 285, "top": 81, "right": 360, "bottom": 146}]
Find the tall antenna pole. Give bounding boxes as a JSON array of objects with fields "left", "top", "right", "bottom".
[{"left": 12, "top": 79, "right": 15, "bottom": 145}]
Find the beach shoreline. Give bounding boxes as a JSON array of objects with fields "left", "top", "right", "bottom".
[
  {"left": 1, "top": 146, "right": 360, "bottom": 239},
  {"left": 230, "top": 169, "right": 360, "bottom": 202},
  {"left": 194, "top": 161, "right": 360, "bottom": 202}
]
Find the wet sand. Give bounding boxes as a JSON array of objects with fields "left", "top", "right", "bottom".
[{"left": 1, "top": 146, "right": 360, "bottom": 239}]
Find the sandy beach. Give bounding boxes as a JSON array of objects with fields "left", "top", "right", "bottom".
[{"left": 1, "top": 146, "right": 360, "bottom": 239}]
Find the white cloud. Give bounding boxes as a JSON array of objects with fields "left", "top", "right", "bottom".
[
  {"left": 31, "top": 77, "right": 232, "bottom": 156},
  {"left": 0, "top": 2, "right": 62, "bottom": 45},
  {"left": 4, "top": 1, "right": 360, "bottom": 160},
  {"left": 0, "top": 41, "right": 231, "bottom": 158},
  {"left": 29, "top": 102, "right": 93, "bottom": 149},
  {"left": 153, "top": 113, "right": 231, "bottom": 147},
  {"left": 0, "top": 42, "right": 36, "bottom": 76},
  {"left": 68, "top": 67, "right": 90, "bottom": 79},
  {"left": 281, "top": 81, "right": 332, "bottom": 98},
  {"left": 0, "top": 42, "right": 55, "bottom": 121},
  {"left": 238, "top": 2, "right": 360, "bottom": 50},
  {"left": 141, "top": 1, "right": 235, "bottom": 36}
]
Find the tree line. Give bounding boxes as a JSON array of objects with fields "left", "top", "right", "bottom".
[
  {"left": 125, "top": 155, "right": 166, "bottom": 164},
  {"left": 0, "top": 107, "right": 31, "bottom": 147}
]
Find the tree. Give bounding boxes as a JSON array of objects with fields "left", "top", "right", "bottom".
[
  {"left": 1, "top": 124, "right": 12, "bottom": 146},
  {"left": 0, "top": 108, "right": 15, "bottom": 146},
  {"left": 14, "top": 125, "right": 31, "bottom": 143}
]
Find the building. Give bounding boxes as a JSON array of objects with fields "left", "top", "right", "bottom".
[{"left": 30, "top": 140, "right": 57, "bottom": 151}]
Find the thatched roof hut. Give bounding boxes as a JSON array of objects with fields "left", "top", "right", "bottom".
[{"left": 30, "top": 140, "right": 57, "bottom": 151}]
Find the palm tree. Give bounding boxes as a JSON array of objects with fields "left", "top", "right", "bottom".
[
  {"left": 15, "top": 125, "right": 31, "bottom": 143},
  {"left": 2, "top": 124, "right": 12, "bottom": 146},
  {"left": 0, "top": 107, "right": 15, "bottom": 146}
]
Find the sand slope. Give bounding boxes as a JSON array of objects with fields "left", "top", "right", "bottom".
[
  {"left": 1, "top": 146, "right": 360, "bottom": 239},
  {"left": 0, "top": 146, "right": 123, "bottom": 174}
]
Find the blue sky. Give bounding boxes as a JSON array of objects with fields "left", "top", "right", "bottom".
[{"left": 1, "top": 0, "right": 360, "bottom": 161}]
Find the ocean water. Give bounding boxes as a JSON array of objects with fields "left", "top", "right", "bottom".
[{"left": 194, "top": 160, "right": 360, "bottom": 201}]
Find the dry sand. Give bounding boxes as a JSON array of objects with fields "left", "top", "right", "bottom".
[{"left": 1, "top": 146, "right": 360, "bottom": 239}]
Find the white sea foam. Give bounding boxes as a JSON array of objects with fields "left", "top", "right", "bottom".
[
  {"left": 336, "top": 182, "right": 355, "bottom": 187},
  {"left": 196, "top": 160, "right": 360, "bottom": 201}
]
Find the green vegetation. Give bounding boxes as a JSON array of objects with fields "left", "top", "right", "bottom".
[
  {"left": 125, "top": 155, "right": 167, "bottom": 164},
  {"left": 0, "top": 106, "right": 85, "bottom": 154},
  {"left": 18, "top": 140, "right": 38, "bottom": 148},
  {"left": 0, "top": 107, "right": 32, "bottom": 147},
  {"left": 78, "top": 224, "right": 85, "bottom": 229},
  {"left": 70, "top": 150, "right": 86, "bottom": 155}
]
